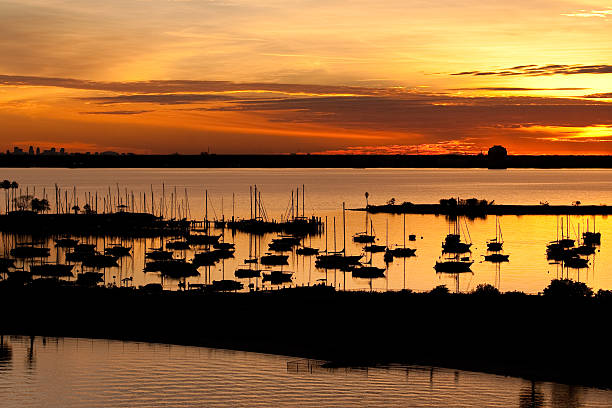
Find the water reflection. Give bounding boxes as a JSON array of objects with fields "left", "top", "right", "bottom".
[
  {"left": 0, "top": 336, "right": 610, "bottom": 407},
  {"left": 0, "top": 335, "right": 12, "bottom": 372},
  {"left": 519, "top": 381, "right": 545, "bottom": 408}
]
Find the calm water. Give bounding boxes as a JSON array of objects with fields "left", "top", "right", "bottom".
[
  {"left": 1, "top": 335, "right": 611, "bottom": 407},
  {"left": 3, "top": 168, "right": 612, "bottom": 293}
]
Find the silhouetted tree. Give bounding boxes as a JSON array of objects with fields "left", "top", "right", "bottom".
[
  {"left": 30, "top": 198, "right": 50, "bottom": 213},
  {"left": 473, "top": 283, "right": 500, "bottom": 296},
  {"left": 543, "top": 279, "right": 593, "bottom": 298},
  {"left": 430, "top": 285, "right": 449, "bottom": 295},
  {"left": 13, "top": 195, "right": 33, "bottom": 211},
  {"left": 71, "top": 205, "right": 80, "bottom": 214}
]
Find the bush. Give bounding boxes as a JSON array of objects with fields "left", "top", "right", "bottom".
[
  {"left": 430, "top": 285, "right": 449, "bottom": 295},
  {"left": 543, "top": 279, "right": 593, "bottom": 298},
  {"left": 595, "top": 289, "right": 612, "bottom": 301},
  {"left": 473, "top": 283, "right": 500, "bottom": 296}
]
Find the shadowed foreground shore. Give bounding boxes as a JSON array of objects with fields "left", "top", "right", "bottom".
[{"left": 1, "top": 283, "right": 610, "bottom": 389}]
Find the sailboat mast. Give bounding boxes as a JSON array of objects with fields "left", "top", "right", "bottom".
[
  {"left": 403, "top": 213, "right": 406, "bottom": 249},
  {"left": 342, "top": 202, "right": 346, "bottom": 255}
]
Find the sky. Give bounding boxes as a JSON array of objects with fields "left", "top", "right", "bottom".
[{"left": 0, "top": 0, "right": 611, "bottom": 155}]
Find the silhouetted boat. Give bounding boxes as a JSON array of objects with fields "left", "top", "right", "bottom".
[
  {"left": 145, "top": 249, "right": 173, "bottom": 261},
  {"left": 166, "top": 240, "right": 191, "bottom": 250},
  {"left": 583, "top": 231, "right": 601, "bottom": 246},
  {"left": 353, "top": 232, "right": 375, "bottom": 244},
  {"left": 262, "top": 270, "right": 293, "bottom": 284},
  {"left": 296, "top": 246, "right": 319, "bottom": 255},
  {"left": 234, "top": 267, "right": 262, "bottom": 278},
  {"left": 574, "top": 245, "right": 596, "bottom": 255},
  {"left": 434, "top": 257, "right": 474, "bottom": 273},
  {"left": 104, "top": 244, "right": 131, "bottom": 257},
  {"left": 54, "top": 237, "right": 79, "bottom": 248},
  {"left": 82, "top": 254, "right": 119, "bottom": 268},
  {"left": 483, "top": 253, "right": 509, "bottom": 263},
  {"left": 487, "top": 216, "right": 504, "bottom": 251},
  {"left": 74, "top": 243, "right": 96, "bottom": 253},
  {"left": 390, "top": 214, "right": 417, "bottom": 257},
  {"left": 364, "top": 244, "right": 386, "bottom": 253},
  {"left": 30, "top": 263, "right": 74, "bottom": 277},
  {"left": 391, "top": 247, "right": 416, "bottom": 257},
  {"left": 260, "top": 253, "right": 289, "bottom": 266},
  {"left": 213, "top": 242, "right": 235, "bottom": 250},
  {"left": 193, "top": 250, "right": 221, "bottom": 266},
  {"left": 10, "top": 246, "right": 50, "bottom": 258},
  {"left": 315, "top": 253, "right": 362, "bottom": 269},
  {"left": 564, "top": 256, "right": 588, "bottom": 269},
  {"left": 144, "top": 259, "right": 199, "bottom": 278},
  {"left": 211, "top": 279, "right": 243, "bottom": 291},
  {"left": 351, "top": 265, "right": 385, "bottom": 279},
  {"left": 442, "top": 234, "right": 472, "bottom": 253}
]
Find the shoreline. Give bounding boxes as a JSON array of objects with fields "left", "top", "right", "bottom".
[
  {"left": 1, "top": 284, "right": 611, "bottom": 390},
  {"left": 359, "top": 202, "right": 612, "bottom": 216}
]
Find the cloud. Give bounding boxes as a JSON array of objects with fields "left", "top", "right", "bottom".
[
  {"left": 80, "top": 110, "right": 153, "bottom": 115},
  {"left": 583, "top": 93, "right": 612, "bottom": 98},
  {"left": 451, "top": 87, "right": 589, "bottom": 91},
  {"left": 81, "top": 94, "right": 235, "bottom": 105},
  {"left": 562, "top": 8, "right": 612, "bottom": 18},
  {"left": 0, "top": 74, "right": 384, "bottom": 97},
  {"left": 452, "top": 64, "right": 612, "bottom": 77}
]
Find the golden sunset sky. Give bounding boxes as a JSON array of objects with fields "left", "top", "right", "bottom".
[{"left": 1, "top": 0, "right": 611, "bottom": 154}]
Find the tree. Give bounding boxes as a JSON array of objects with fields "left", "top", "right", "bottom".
[
  {"left": 71, "top": 205, "right": 80, "bottom": 214},
  {"left": 543, "top": 279, "right": 593, "bottom": 298},
  {"left": 473, "top": 283, "right": 500, "bottom": 296},
  {"left": 430, "top": 285, "right": 449, "bottom": 295},
  {"left": 31, "top": 198, "right": 50, "bottom": 213},
  {"left": 13, "top": 195, "right": 33, "bottom": 211},
  {"left": 83, "top": 203, "right": 95, "bottom": 214}
]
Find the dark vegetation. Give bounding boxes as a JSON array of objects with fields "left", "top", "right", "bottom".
[{"left": 1, "top": 278, "right": 610, "bottom": 389}]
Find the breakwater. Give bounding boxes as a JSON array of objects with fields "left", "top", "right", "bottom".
[{"left": 361, "top": 202, "right": 612, "bottom": 216}]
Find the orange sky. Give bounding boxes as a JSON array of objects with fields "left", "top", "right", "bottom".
[{"left": 1, "top": 0, "right": 611, "bottom": 154}]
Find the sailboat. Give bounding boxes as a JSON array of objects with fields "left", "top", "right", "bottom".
[
  {"left": 484, "top": 216, "right": 509, "bottom": 262},
  {"left": 582, "top": 216, "right": 601, "bottom": 246},
  {"left": 316, "top": 207, "right": 362, "bottom": 269},
  {"left": 353, "top": 192, "right": 375, "bottom": 243},
  {"left": 391, "top": 213, "right": 416, "bottom": 257},
  {"left": 235, "top": 234, "right": 261, "bottom": 278},
  {"left": 442, "top": 217, "right": 472, "bottom": 254},
  {"left": 364, "top": 221, "right": 386, "bottom": 253},
  {"left": 435, "top": 217, "right": 473, "bottom": 273},
  {"left": 486, "top": 216, "right": 503, "bottom": 251}
]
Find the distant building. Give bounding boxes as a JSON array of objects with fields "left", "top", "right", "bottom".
[
  {"left": 487, "top": 145, "right": 508, "bottom": 169},
  {"left": 12, "top": 147, "right": 25, "bottom": 155}
]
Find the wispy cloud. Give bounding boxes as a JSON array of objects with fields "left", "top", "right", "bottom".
[
  {"left": 451, "top": 87, "right": 589, "bottom": 91},
  {"left": 80, "top": 110, "right": 153, "bottom": 115},
  {"left": 0, "top": 75, "right": 385, "bottom": 97},
  {"left": 452, "top": 64, "right": 612, "bottom": 77},
  {"left": 583, "top": 92, "right": 612, "bottom": 98},
  {"left": 562, "top": 8, "right": 612, "bottom": 18}
]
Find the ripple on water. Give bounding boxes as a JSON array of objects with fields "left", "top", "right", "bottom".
[{"left": 0, "top": 336, "right": 611, "bottom": 407}]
